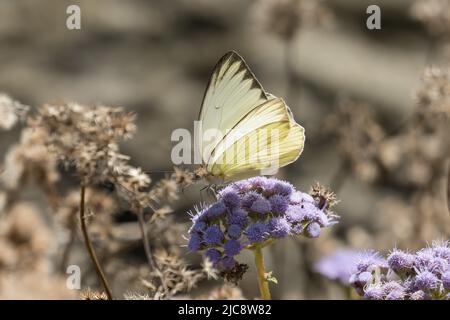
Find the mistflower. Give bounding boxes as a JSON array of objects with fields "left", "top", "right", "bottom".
[
  {"left": 314, "top": 249, "right": 361, "bottom": 285},
  {"left": 350, "top": 241, "right": 450, "bottom": 300},
  {"left": 187, "top": 177, "right": 338, "bottom": 300},
  {"left": 246, "top": 222, "right": 269, "bottom": 243},
  {"left": 387, "top": 249, "right": 415, "bottom": 273}
]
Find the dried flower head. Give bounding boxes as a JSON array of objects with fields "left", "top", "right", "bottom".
[
  {"left": 80, "top": 288, "right": 109, "bottom": 300},
  {"left": 0, "top": 93, "right": 29, "bottom": 130},
  {"left": 411, "top": 0, "right": 450, "bottom": 36},
  {"left": 416, "top": 66, "right": 450, "bottom": 119}
]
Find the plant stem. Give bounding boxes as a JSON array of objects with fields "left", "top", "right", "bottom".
[
  {"left": 79, "top": 185, "right": 113, "bottom": 300},
  {"left": 253, "top": 246, "right": 271, "bottom": 300},
  {"left": 137, "top": 207, "right": 155, "bottom": 269}
]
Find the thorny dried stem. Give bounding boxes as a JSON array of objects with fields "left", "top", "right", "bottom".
[{"left": 79, "top": 185, "right": 113, "bottom": 300}]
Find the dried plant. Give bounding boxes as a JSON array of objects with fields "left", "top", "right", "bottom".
[
  {"left": 0, "top": 93, "right": 29, "bottom": 130},
  {"left": 411, "top": 0, "right": 450, "bottom": 37}
]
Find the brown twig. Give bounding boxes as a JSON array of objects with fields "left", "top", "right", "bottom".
[
  {"left": 79, "top": 185, "right": 113, "bottom": 300},
  {"left": 136, "top": 207, "right": 155, "bottom": 269}
]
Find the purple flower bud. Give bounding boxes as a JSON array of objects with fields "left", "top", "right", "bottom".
[
  {"left": 204, "top": 225, "right": 224, "bottom": 245},
  {"left": 205, "top": 248, "right": 222, "bottom": 264},
  {"left": 270, "top": 180, "right": 294, "bottom": 196},
  {"left": 250, "top": 197, "right": 271, "bottom": 214},
  {"left": 224, "top": 239, "right": 242, "bottom": 256},
  {"left": 241, "top": 191, "right": 261, "bottom": 209},
  {"left": 431, "top": 241, "right": 450, "bottom": 260},
  {"left": 385, "top": 289, "right": 405, "bottom": 300},
  {"left": 188, "top": 233, "right": 202, "bottom": 252},
  {"left": 269, "top": 195, "right": 289, "bottom": 214},
  {"left": 220, "top": 187, "right": 241, "bottom": 208},
  {"left": 314, "top": 249, "right": 361, "bottom": 285},
  {"left": 228, "top": 208, "right": 249, "bottom": 227},
  {"left": 364, "top": 286, "right": 384, "bottom": 300},
  {"left": 442, "top": 271, "right": 450, "bottom": 290},
  {"left": 291, "top": 223, "right": 303, "bottom": 235},
  {"left": 358, "top": 271, "right": 373, "bottom": 285},
  {"left": 246, "top": 222, "right": 268, "bottom": 243},
  {"left": 221, "top": 256, "right": 237, "bottom": 270},
  {"left": 285, "top": 205, "right": 303, "bottom": 222},
  {"left": 305, "top": 222, "right": 321, "bottom": 238},
  {"left": 267, "top": 217, "right": 290, "bottom": 238},
  {"left": 410, "top": 290, "right": 429, "bottom": 300},
  {"left": 227, "top": 224, "right": 242, "bottom": 239},
  {"left": 191, "top": 220, "right": 207, "bottom": 233},
  {"left": 204, "top": 202, "right": 227, "bottom": 219},
  {"left": 387, "top": 249, "right": 415, "bottom": 272},
  {"left": 415, "top": 270, "right": 438, "bottom": 290}
]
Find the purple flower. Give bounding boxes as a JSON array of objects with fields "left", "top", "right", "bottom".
[
  {"left": 246, "top": 223, "right": 268, "bottom": 243},
  {"left": 221, "top": 256, "right": 237, "bottom": 270},
  {"left": 186, "top": 177, "right": 338, "bottom": 272},
  {"left": 250, "top": 197, "right": 271, "bottom": 214},
  {"left": 270, "top": 180, "right": 293, "bottom": 196},
  {"left": 227, "top": 224, "right": 242, "bottom": 239},
  {"left": 410, "top": 290, "right": 429, "bottom": 300},
  {"left": 205, "top": 248, "right": 222, "bottom": 264},
  {"left": 204, "top": 202, "right": 227, "bottom": 219},
  {"left": 314, "top": 249, "right": 361, "bottom": 285},
  {"left": 387, "top": 249, "right": 415, "bottom": 272},
  {"left": 291, "top": 223, "right": 303, "bottom": 235},
  {"left": 442, "top": 271, "right": 450, "bottom": 289},
  {"left": 350, "top": 242, "right": 450, "bottom": 300},
  {"left": 188, "top": 233, "right": 202, "bottom": 252},
  {"left": 267, "top": 217, "right": 290, "bottom": 238},
  {"left": 269, "top": 195, "right": 289, "bottom": 214},
  {"left": 241, "top": 191, "right": 260, "bottom": 209},
  {"left": 356, "top": 251, "right": 387, "bottom": 273},
  {"left": 220, "top": 187, "right": 241, "bottom": 208},
  {"left": 191, "top": 220, "right": 207, "bottom": 233},
  {"left": 305, "top": 222, "right": 321, "bottom": 238},
  {"left": 203, "top": 225, "right": 224, "bottom": 245},
  {"left": 385, "top": 289, "right": 405, "bottom": 300},
  {"left": 364, "top": 286, "right": 384, "bottom": 300},
  {"left": 415, "top": 270, "right": 438, "bottom": 290},
  {"left": 228, "top": 208, "right": 249, "bottom": 227},
  {"left": 224, "top": 239, "right": 242, "bottom": 256},
  {"left": 286, "top": 203, "right": 319, "bottom": 223}
]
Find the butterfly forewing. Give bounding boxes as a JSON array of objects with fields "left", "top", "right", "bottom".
[{"left": 197, "top": 51, "right": 269, "bottom": 165}]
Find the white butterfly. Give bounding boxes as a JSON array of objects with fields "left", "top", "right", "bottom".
[{"left": 196, "top": 51, "right": 305, "bottom": 181}]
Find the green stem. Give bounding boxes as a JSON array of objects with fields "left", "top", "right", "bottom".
[{"left": 253, "top": 246, "right": 271, "bottom": 300}]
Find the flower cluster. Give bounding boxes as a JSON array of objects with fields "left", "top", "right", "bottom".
[
  {"left": 187, "top": 177, "right": 338, "bottom": 272},
  {"left": 314, "top": 249, "right": 362, "bottom": 285},
  {"left": 350, "top": 241, "right": 450, "bottom": 300}
]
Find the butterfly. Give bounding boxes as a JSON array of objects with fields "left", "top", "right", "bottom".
[{"left": 195, "top": 51, "right": 305, "bottom": 182}]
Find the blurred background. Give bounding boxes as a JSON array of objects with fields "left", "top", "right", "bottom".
[{"left": 0, "top": 0, "right": 449, "bottom": 299}]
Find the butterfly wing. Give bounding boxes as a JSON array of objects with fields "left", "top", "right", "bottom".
[
  {"left": 196, "top": 51, "right": 270, "bottom": 165},
  {"left": 208, "top": 98, "right": 305, "bottom": 179}
]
